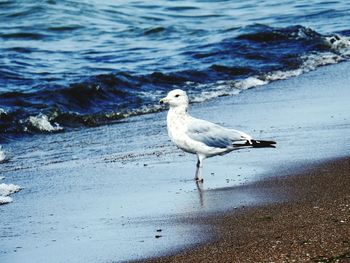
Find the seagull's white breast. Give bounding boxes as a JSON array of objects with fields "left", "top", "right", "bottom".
[
  {"left": 166, "top": 107, "right": 227, "bottom": 156},
  {"left": 166, "top": 108, "right": 198, "bottom": 154}
]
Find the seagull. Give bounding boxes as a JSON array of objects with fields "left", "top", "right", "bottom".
[{"left": 160, "top": 89, "right": 276, "bottom": 182}]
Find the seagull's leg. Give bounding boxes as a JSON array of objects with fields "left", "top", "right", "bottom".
[
  {"left": 195, "top": 160, "right": 201, "bottom": 181},
  {"left": 195, "top": 155, "right": 204, "bottom": 182}
]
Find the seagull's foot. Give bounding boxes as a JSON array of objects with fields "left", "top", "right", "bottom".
[{"left": 195, "top": 177, "right": 204, "bottom": 183}]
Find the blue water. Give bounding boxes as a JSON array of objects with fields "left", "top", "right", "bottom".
[{"left": 1, "top": 0, "right": 350, "bottom": 137}]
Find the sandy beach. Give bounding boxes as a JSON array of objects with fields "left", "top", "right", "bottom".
[
  {"left": 144, "top": 157, "right": 350, "bottom": 262},
  {"left": 1, "top": 61, "right": 350, "bottom": 262}
]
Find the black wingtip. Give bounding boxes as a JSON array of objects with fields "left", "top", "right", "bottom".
[{"left": 251, "top": 139, "right": 276, "bottom": 148}]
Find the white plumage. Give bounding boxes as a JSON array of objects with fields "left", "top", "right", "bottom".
[{"left": 160, "top": 89, "right": 275, "bottom": 182}]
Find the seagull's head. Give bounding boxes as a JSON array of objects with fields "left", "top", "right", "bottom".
[{"left": 160, "top": 89, "right": 189, "bottom": 108}]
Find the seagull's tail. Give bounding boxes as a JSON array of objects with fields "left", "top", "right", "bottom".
[{"left": 251, "top": 139, "right": 276, "bottom": 148}]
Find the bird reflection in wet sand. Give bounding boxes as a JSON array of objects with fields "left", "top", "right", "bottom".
[{"left": 196, "top": 182, "right": 205, "bottom": 207}]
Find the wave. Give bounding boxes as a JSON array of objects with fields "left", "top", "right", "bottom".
[{"left": 0, "top": 25, "right": 349, "bottom": 137}]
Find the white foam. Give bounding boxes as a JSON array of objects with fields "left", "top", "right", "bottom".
[
  {"left": 235, "top": 77, "right": 268, "bottom": 90},
  {"left": 0, "top": 148, "right": 14, "bottom": 203},
  {"left": 0, "top": 196, "right": 12, "bottom": 205},
  {"left": 28, "top": 114, "right": 63, "bottom": 132},
  {"left": 303, "top": 52, "right": 343, "bottom": 70},
  {"left": 266, "top": 69, "right": 301, "bottom": 81},
  {"left": 265, "top": 52, "right": 344, "bottom": 84},
  {"left": 0, "top": 145, "right": 6, "bottom": 163},
  {"left": 0, "top": 183, "right": 21, "bottom": 196},
  {"left": 190, "top": 81, "right": 241, "bottom": 103},
  {"left": 190, "top": 76, "right": 270, "bottom": 103},
  {"left": 325, "top": 34, "right": 350, "bottom": 53}
]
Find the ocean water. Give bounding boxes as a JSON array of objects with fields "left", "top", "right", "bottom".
[
  {"left": 1, "top": 0, "right": 350, "bottom": 137},
  {"left": 1, "top": 1, "right": 350, "bottom": 260}
]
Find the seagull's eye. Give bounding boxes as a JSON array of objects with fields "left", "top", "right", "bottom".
[{"left": 175, "top": 94, "right": 180, "bottom": 98}]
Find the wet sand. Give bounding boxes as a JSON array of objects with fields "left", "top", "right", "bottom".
[
  {"left": 144, "top": 157, "right": 350, "bottom": 262},
  {"left": 1, "top": 62, "right": 350, "bottom": 262}
]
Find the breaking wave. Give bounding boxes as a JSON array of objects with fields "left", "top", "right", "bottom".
[{"left": 1, "top": 25, "right": 349, "bottom": 137}]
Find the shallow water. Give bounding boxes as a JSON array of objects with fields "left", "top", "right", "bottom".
[
  {"left": 1, "top": 62, "right": 350, "bottom": 262},
  {"left": 1, "top": 0, "right": 350, "bottom": 135}
]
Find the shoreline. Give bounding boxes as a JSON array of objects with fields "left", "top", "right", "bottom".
[
  {"left": 143, "top": 157, "right": 350, "bottom": 262},
  {"left": 1, "top": 61, "right": 350, "bottom": 263}
]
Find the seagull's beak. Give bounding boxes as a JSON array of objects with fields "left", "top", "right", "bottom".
[{"left": 159, "top": 97, "right": 169, "bottom": 104}]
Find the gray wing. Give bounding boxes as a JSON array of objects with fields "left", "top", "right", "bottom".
[{"left": 186, "top": 117, "right": 251, "bottom": 149}]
